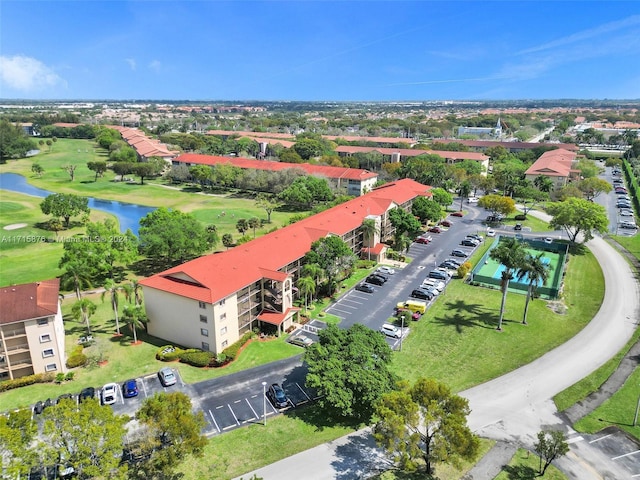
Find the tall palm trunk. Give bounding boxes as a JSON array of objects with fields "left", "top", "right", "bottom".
[
  {"left": 112, "top": 296, "right": 121, "bottom": 334},
  {"left": 522, "top": 284, "right": 533, "bottom": 325},
  {"left": 497, "top": 274, "right": 510, "bottom": 331}
]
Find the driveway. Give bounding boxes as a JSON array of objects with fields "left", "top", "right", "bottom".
[{"left": 239, "top": 226, "right": 640, "bottom": 479}]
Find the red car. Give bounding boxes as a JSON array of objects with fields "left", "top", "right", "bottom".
[
  {"left": 428, "top": 226, "right": 442, "bottom": 233},
  {"left": 451, "top": 211, "right": 464, "bottom": 217},
  {"left": 439, "top": 220, "right": 452, "bottom": 227},
  {"left": 415, "top": 236, "right": 430, "bottom": 244}
]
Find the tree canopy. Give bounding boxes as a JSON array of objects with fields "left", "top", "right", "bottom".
[
  {"left": 278, "top": 176, "right": 334, "bottom": 208},
  {"left": 533, "top": 430, "right": 569, "bottom": 476},
  {"left": 389, "top": 207, "right": 422, "bottom": 239},
  {"left": 374, "top": 378, "right": 479, "bottom": 474},
  {"left": 40, "top": 193, "right": 90, "bottom": 228},
  {"left": 305, "top": 324, "right": 396, "bottom": 422},
  {"left": 477, "top": 194, "right": 516, "bottom": 217},
  {"left": 0, "top": 119, "right": 37, "bottom": 162},
  {"left": 577, "top": 177, "right": 612, "bottom": 201},
  {"left": 304, "top": 236, "right": 356, "bottom": 296},
  {"left": 139, "top": 207, "right": 211, "bottom": 263},
  {"left": 547, "top": 197, "right": 608, "bottom": 243}
]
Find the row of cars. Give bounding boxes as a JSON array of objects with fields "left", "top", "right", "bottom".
[
  {"left": 612, "top": 173, "right": 637, "bottom": 230},
  {"left": 32, "top": 368, "right": 177, "bottom": 414}
]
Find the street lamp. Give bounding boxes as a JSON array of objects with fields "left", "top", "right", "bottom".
[{"left": 262, "top": 381, "right": 267, "bottom": 426}]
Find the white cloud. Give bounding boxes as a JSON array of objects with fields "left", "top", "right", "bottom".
[
  {"left": 148, "top": 60, "right": 161, "bottom": 73},
  {"left": 125, "top": 58, "right": 137, "bottom": 70},
  {"left": 0, "top": 55, "right": 66, "bottom": 93}
]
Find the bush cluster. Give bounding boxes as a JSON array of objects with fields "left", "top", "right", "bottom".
[
  {"left": 180, "top": 350, "right": 215, "bottom": 367},
  {"left": 218, "top": 331, "right": 253, "bottom": 365},
  {"left": 66, "top": 345, "right": 87, "bottom": 369},
  {"left": 155, "top": 345, "right": 184, "bottom": 362},
  {"left": 0, "top": 372, "right": 55, "bottom": 393},
  {"left": 457, "top": 261, "right": 473, "bottom": 278}
]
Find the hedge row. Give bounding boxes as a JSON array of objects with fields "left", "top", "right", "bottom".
[
  {"left": 0, "top": 372, "right": 56, "bottom": 393},
  {"left": 155, "top": 331, "right": 255, "bottom": 369}
]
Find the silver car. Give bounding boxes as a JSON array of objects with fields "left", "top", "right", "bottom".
[{"left": 158, "top": 367, "right": 177, "bottom": 387}]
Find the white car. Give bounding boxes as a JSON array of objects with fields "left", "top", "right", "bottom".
[
  {"left": 422, "top": 278, "right": 445, "bottom": 292},
  {"left": 101, "top": 383, "right": 118, "bottom": 405},
  {"left": 544, "top": 237, "right": 553, "bottom": 244},
  {"left": 468, "top": 197, "right": 479, "bottom": 203},
  {"left": 434, "top": 267, "right": 453, "bottom": 277},
  {"left": 376, "top": 266, "right": 396, "bottom": 275},
  {"left": 620, "top": 210, "right": 634, "bottom": 217},
  {"left": 380, "top": 323, "right": 401, "bottom": 338},
  {"left": 486, "top": 228, "right": 496, "bottom": 237}
]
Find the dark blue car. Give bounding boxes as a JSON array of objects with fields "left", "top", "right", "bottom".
[{"left": 122, "top": 379, "right": 138, "bottom": 398}]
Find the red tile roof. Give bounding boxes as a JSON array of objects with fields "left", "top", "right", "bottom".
[
  {"left": 524, "top": 149, "right": 577, "bottom": 177},
  {"left": 140, "top": 179, "right": 431, "bottom": 303},
  {"left": 257, "top": 307, "right": 300, "bottom": 326},
  {"left": 175, "top": 153, "right": 379, "bottom": 181},
  {"left": 334, "top": 145, "right": 489, "bottom": 162},
  {"left": 0, "top": 279, "right": 60, "bottom": 325}
]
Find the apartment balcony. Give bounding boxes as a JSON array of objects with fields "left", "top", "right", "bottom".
[
  {"left": 4, "top": 343, "right": 30, "bottom": 355},
  {"left": 1, "top": 328, "right": 27, "bottom": 339}
]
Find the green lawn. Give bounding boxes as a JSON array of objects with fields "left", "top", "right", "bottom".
[
  {"left": 573, "top": 366, "right": 640, "bottom": 440},
  {"left": 493, "top": 449, "right": 568, "bottom": 480}
]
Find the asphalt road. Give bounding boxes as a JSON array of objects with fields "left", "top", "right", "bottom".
[{"left": 238, "top": 211, "right": 640, "bottom": 480}]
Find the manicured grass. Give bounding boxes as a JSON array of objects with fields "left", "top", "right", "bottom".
[
  {"left": 573, "top": 366, "right": 640, "bottom": 440},
  {"left": 493, "top": 448, "right": 568, "bottom": 480},
  {"left": 612, "top": 233, "right": 640, "bottom": 261},
  {"left": 554, "top": 326, "right": 640, "bottom": 412},
  {"left": 391, "top": 249, "right": 603, "bottom": 392}
]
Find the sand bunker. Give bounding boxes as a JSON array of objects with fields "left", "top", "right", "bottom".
[{"left": 3, "top": 223, "right": 28, "bottom": 230}]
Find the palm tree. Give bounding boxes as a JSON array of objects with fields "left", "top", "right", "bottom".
[
  {"left": 60, "top": 260, "right": 93, "bottom": 301},
  {"left": 458, "top": 181, "right": 472, "bottom": 211},
  {"left": 360, "top": 219, "right": 378, "bottom": 261},
  {"left": 101, "top": 280, "right": 122, "bottom": 335},
  {"left": 297, "top": 276, "right": 316, "bottom": 314},
  {"left": 301, "top": 263, "right": 323, "bottom": 302},
  {"left": 122, "top": 304, "right": 147, "bottom": 344},
  {"left": 248, "top": 217, "right": 261, "bottom": 238},
  {"left": 516, "top": 253, "right": 551, "bottom": 325},
  {"left": 71, "top": 298, "right": 97, "bottom": 335},
  {"left": 489, "top": 238, "right": 527, "bottom": 331},
  {"left": 122, "top": 280, "right": 142, "bottom": 306}
]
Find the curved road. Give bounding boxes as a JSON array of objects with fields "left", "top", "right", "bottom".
[{"left": 240, "top": 232, "right": 639, "bottom": 479}]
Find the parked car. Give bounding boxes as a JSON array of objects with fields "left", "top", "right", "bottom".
[
  {"left": 439, "top": 220, "right": 452, "bottom": 227},
  {"left": 101, "top": 383, "right": 118, "bottom": 405},
  {"left": 355, "top": 283, "right": 375, "bottom": 293},
  {"left": 450, "top": 249, "right": 468, "bottom": 258},
  {"left": 373, "top": 270, "right": 391, "bottom": 281},
  {"left": 428, "top": 226, "right": 443, "bottom": 233},
  {"left": 435, "top": 267, "right": 453, "bottom": 277},
  {"left": 615, "top": 189, "right": 628, "bottom": 195},
  {"left": 56, "top": 394, "right": 74, "bottom": 405},
  {"left": 443, "top": 258, "right": 463, "bottom": 267},
  {"left": 451, "top": 211, "right": 464, "bottom": 217},
  {"left": 379, "top": 323, "right": 402, "bottom": 338},
  {"left": 267, "top": 383, "right": 290, "bottom": 409},
  {"left": 439, "top": 261, "right": 459, "bottom": 270},
  {"left": 78, "top": 387, "right": 95, "bottom": 403},
  {"left": 428, "top": 270, "right": 448, "bottom": 280},
  {"left": 486, "top": 228, "right": 496, "bottom": 237},
  {"left": 396, "top": 308, "right": 422, "bottom": 321},
  {"left": 461, "top": 238, "right": 479, "bottom": 247},
  {"left": 468, "top": 197, "right": 479, "bottom": 203},
  {"left": 415, "top": 236, "right": 431, "bottom": 244},
  {"left": 158, "top": 367, "right": 177, "bottom": 387},
  {"left": 410, "top": 288, "right": 433, "bottom": 300},
  {"left": 365, "top": 275, "right": 385, "bottom": 286},
  {"left": 422, "top": 279, "right": 445, "bottom": 292},
  {"left": 467, "top": 234, "right": 484, "bottom": 242},
  {"left": 620, "top": 209, "right": 634, "bottom": 216},
  {"left": 122, "top": 379, "right": 138, "bottom": 398},
  {"left": 544, "top": 237, "right": 553, "bottom": 244},
  {"left": 33, "top": 400, "right": 44, "bottom": 415},
  {"left": 620, "top": 221, "right": 638, "bottom": 229},
  {"left": 289, "top": 335, "right": 314, "bottom": 348},
  {"left": 376, "top": 266, "right": 395, "bottom": 275},
  {"left": 514, "top": 223, "right": 522, "bottom": 231}
]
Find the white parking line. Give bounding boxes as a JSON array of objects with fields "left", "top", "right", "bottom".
[
  {"left": 246, "top": 398, "right": 259, "bottom": 419},
  {"left": 589, "top": 433, "right": 613, "bottom": 443},
  {"left": 612, "top": 449, "right": 640, "bottom": 460},
  {"left": 208, "top": 409, "right": 221, "bottom": 433},
  {"left": 296, "top": 382, "right": 311, "bottom": 401},
  {"left": 567, "top": 436, "right": 584, "bottom": 444},
  {"left": 228, "top": 404, "right": 240, "bottom": 426}
]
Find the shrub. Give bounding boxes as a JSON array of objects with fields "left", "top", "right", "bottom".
[
  {"left": 514, "top": 214, "right": 527, "bottom": 220},
  {"left": 55, "top": 373, "right": 65, "bottom": 384},
  {"left": 221, "top": 331, "right": 253, "bottom": 362},
  {"left": 457, "top": 261, "right": 473, "bottom": 278},
  {"left": 0, "top": 372, "right": 55, "bottom": 393},
  {"left": 64, "top": 372, "right": 75, "bottom": 381},
  {"left": 179, "top": 350, "right": 215, "bottom": 367},
  {"left": 156, "top": 345, "right": 184, "bottom": 362},
  {"left": 66, "top": 352, "right": 88, "bottom": 369}
]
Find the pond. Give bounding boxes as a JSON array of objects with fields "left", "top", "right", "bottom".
[{"left": 0, "top": 173, "right": 155, "bottom": 235}]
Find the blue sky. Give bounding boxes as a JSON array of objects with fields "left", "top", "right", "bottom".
[{"left": 1, "top": 1, "right": 639, "bottom": 101}]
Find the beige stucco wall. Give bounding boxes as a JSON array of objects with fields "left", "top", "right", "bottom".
[
  {"left": 23, "top": 307, "right": 66, "bottom": 376},
  {"left": 143, "top": 286, "right": 240, "bottom": 353}
]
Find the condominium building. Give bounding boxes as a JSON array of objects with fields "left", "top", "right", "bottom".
[
  {"left": 0, "top": 279, "right": 66, "bottom": 380},
  {"left": 140, "top": 179, "right": 431, "bottom": 353}
]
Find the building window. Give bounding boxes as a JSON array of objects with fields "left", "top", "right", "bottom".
[
  {"left": 40, "top": 334, "right": 52, "bottom": 343},
  {"left": 219, "top": 299, "right": 225, "bottom": 306},
  {"left": 220, "top": 326, "right": 227, "bottom": 335},
  {"left": 37, "top": 318, "right": 48, "bottom": 326},
  {"left": 202, "top": 342, "right": 210, "bottom": 351},
  {"left": 199, "top": 301, "right": 206, "bottom": 309},
  {"left": 45, "top": 363, "right": 57, "bottom": 372},
  {"left": 200, "top": 328, "right": 208, "bottom": 337},
  {"left": 42, "top": 349, "right": 54, "bottom": 358},
  {"left": 220, "top": 313, "right": 227, "bottom": 321},
  {"left": 221, "top": 340, "right": 228, "bottom": 348},
  {"left": 199, "top": 315, "right": 208, "bottom": 323}
]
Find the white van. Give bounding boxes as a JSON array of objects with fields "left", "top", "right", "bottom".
[{"left": 380, "top": 323, "right": 402, "bottom": 338}]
